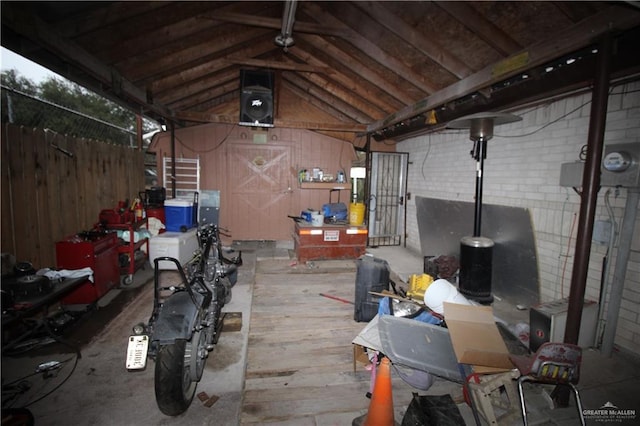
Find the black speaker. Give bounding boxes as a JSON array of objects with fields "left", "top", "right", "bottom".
[{"left": 239, "top": 69, "right": 274, "bottom": 127}]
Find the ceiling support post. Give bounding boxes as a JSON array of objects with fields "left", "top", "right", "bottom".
[{"left": 564, "top": 33, "right": 612, "bottom": 346}]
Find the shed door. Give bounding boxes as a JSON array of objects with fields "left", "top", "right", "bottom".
[{"left": 226, "top": 144, "right": 292, "bottom": 240}]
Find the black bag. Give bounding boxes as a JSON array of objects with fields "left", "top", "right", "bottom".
[{"left": 401, "top": 393, "right": 465, "bottom": 426}]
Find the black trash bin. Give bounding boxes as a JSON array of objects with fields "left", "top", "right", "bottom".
[{"left": 354, "top": 254, "right": 390, "bottom": 322}]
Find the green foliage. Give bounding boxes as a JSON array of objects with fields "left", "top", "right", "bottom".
[{"left": 1, "top": 68, "right": 158, "bottom": 144}]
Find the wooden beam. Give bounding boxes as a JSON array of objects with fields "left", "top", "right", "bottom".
[
  {"left": 1, "top": 3, "right": 172, "bottom": 118},
  {"left": 222, "top": 56, "right": 331, "bottom": 74},
  {"left": 435, "top": 1, "right": 522, "bottom": 57},
  {"left": 354, "top": 1, "right": 474, "bottom": 79},
  {"left": 150, "top": 39, "right": 275, "bottom": 97},
  {"left": 303, "top": 2, "right": 439, "bottom": 95},
  {"left": 293, "top": 71, "right": 386, "bottom": 120},
  {"left": 283, "top": 72, "right": 373, "bottom": 123},
  {"left": 298, "top": 34, "right": 417, "bottom": 106},
  {"left": 98, "top": 11, "right": 223, "bottom": 64},
  {"left": 121, "top": 27, "right": 272, "bottom": 82},
  {"left": 284, "top": 82, "right": 355, "bottom": 123},
  {"left": 367, "top": 5, "right": 640, "bottom": 133},
  {"left": 207, "top": 11, "right": 351, "bottom": 38},
  {"left": 165, "top": 73, "right": 239, "bottom": 111},
  {"left": 172, "top": 110, "right": 366, "bottom": 132},
  {"left": 289, "top": 47, "right": 403, "bottom": 114},
  {"left": 56, "top": 2, "right": 171, "bottom": 39}
]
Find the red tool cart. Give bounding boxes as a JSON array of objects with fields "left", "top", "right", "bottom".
[
  {"left": 105, "top": 218, "right": 149, "bottom": 286},
  {"left": 56, "top": 231, "right": 120, "bottom": 305}
]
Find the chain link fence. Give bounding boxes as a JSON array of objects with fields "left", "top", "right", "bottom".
[
  {"left": 1, "top": 85, "right": 138, "bottom": 146},
  {"left": 1, "top": 84, "right": 162, "bottom": 186}
]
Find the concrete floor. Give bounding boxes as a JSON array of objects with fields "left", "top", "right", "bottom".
[{"left": 2, "top": 242, "right": 639, "bottom": 425}]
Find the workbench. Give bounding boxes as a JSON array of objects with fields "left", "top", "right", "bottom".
[
  {"left": 2, "top": 276, "right": 90, "bottom": 352},
  {"left": 293, "top": 221, "right": 367, "bottom": 262}
]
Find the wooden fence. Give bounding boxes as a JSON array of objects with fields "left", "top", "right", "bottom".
[{"left": 1, "top": 124, "right": 145, "bottom": 269}]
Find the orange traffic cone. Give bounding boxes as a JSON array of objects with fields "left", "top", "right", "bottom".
[{"left": 353, "top": 357, "right": 396, "bottom": 426}]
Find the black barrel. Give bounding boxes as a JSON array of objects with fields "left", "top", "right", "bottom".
[
  {"left": 354, "top": 255, "right": 390, "bottom": 322},
  {"left": 459, "top": 236, "right": 494, "bottom": 304}
]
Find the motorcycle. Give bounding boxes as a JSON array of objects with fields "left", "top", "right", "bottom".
[{"left": 126, "top": 223, "right": 242, "bottom": 416}]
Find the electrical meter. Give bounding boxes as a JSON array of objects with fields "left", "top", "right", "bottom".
[
  {"left": 601, "top": 143, "right": 640, "bottom": 188},
  {"left": 602, "top": 150, "right": 632, "bottom": 172}
]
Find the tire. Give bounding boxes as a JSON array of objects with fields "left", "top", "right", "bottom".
[{"left": 154, "top": 340, "right": 197, "bottom": 416}]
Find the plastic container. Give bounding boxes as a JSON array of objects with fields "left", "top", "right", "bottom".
[
  {"left": 423, "top": 278, "right": 472, "bottom": 315},
  {"left": 164, "top": 199, "right": 194, "bottom": 232},
  {"left": 349, "top": 203, "right": 365, "bottom": 226},
  {"left": 311, "top": 213, "right": 324, "bottom": 226},
  {"left": 354, "top": 254, "right": 390, "bottom": 322},
  {"left": 406, "top": 273, "right": 434, "bottom": 300},
  {"left": 148, "top": 228, "right": 198, "bottom": 270}
]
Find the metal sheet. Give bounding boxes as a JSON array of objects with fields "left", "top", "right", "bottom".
[
  {"left": 378, "top": 315, "right": 463, "bottom": 383},
  {"left": 415, "top": 197, "right": 539, "bottom": 307}
]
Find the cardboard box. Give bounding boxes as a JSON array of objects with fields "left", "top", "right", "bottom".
[{"left": 443, "top": 302, "right": 514, "bottom": 373}]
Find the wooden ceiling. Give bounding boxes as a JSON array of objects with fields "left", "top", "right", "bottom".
[{"left": 2, "top": 1, "right": 640, "bottom": 143}]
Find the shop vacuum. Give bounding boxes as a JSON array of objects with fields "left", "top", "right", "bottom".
[{"left": 448, "top": 112, "right": 521, "bottom": 304}]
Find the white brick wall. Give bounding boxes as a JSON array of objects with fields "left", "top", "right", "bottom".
[{"left": 398, "top": 81, "right": 640, "bottom": 355}]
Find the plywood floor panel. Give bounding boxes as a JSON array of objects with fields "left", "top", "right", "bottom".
[
  {"left": 241, "top": 267, "right": 380, "bottom": 423},
  {"left": 241, "top": 260, "right": 468, "bottom": 424}
]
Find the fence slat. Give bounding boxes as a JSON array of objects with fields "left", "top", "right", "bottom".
[{"left": 0, "top": 124, "right": 145, "bottom": 268}]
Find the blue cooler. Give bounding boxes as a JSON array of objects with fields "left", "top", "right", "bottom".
[{"left": 164, "top": 199, "right": 195, "bottom": 232}]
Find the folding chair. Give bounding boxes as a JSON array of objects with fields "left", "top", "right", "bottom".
[{"left": 509, "top": 342, "right": 585, "bottom": 426}]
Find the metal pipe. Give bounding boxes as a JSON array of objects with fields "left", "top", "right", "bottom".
[
  {"left": 473, "top": 138, "right": 487, "bottom": 237},
  {"left": 170, "top": 121, "right": 176, "bottom": 199},
  {"left": 595, "top": 189, "right": 618, "bottom": 347},
  {"left": 275, "top": 0, "right": 297, "bottom": 50},
  {"left": 281, "top": 0, "right": 297, "bottom": 38},
  {"left": 601, "top": 188, "right": 639, "bottom": 356},
  {"left": 564, "top": 34, "right": 612, "bottom": 345}
]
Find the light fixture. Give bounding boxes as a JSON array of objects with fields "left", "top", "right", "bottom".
[
  {"left": 447, "top": 111, "right": 522, "bottom": 303},
  {"left": 274, "top": 0, "right": 297, "bottom": 52}
]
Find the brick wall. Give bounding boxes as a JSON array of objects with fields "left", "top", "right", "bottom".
[{"left": 398, "top": 81, "right": 640, "bottom": 354}]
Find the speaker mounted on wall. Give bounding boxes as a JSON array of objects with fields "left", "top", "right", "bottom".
[{"left": 239, "top": 69, "right": 275, "bottom": 128}]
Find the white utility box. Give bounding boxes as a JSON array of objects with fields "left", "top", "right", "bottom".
[
  {"left": 529, "top": 298, "right": 598, "bottom": 351},
  {"left": 148, "top": 228, "right": 198, "bottom": 270}
]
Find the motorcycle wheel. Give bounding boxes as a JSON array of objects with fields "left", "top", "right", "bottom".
[{"left": 154, "top": 339, "right": 197, "bottom": 416}]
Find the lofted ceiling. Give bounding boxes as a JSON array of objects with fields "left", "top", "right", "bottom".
[{"left": 2, "top": 1, "right": 640, "bottom": 145}]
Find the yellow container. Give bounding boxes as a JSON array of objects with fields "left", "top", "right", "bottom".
[
  {"left": 349, "top": 203, "right": 365, "bottom": 226},
  {"left": 406, "top": 273, "right": 434, "bottom": 300}
]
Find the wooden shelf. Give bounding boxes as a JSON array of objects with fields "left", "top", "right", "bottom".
[{"left": 299, "top": 182, "right": 351, "bottom": 190}]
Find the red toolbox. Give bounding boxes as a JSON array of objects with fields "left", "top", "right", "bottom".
[
  {"left": 293, "top": 222, "right": 368, "bottom": 262},
  {"left": 56, "top": 231, "right": 119, "bottom": 305}
]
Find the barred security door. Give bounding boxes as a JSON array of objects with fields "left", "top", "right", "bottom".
[{"left": 367, "top": 152, "right": 409, "bottom": 246}]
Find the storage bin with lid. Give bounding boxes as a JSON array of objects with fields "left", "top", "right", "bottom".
[{"left": 164, "top": 199, "right": 194, "bottom": 232}]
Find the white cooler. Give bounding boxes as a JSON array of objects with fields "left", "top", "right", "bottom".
[{"left": 148, "top": 228, "right": 198, "bottom": 270}]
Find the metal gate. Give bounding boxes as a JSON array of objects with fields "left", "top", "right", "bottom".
[{"left": 367, "top": 152, "right": 409, "bottom": 246}]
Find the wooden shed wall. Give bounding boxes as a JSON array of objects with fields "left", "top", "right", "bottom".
[
  {"left": 151, "top": 123, "right": 393, "bottom": 241},
  {"left": 1, "top": 124, "right": 145, "bottom": 269}
]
